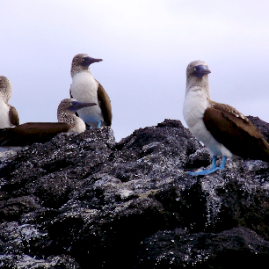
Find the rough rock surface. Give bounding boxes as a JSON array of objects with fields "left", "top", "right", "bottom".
[{"left": 0, "top": 119, "right": 269, "bottom": 268}]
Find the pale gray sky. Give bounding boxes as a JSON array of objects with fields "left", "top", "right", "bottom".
[{"left": 1, "top": 0, "right": 269, "bottom": 141}]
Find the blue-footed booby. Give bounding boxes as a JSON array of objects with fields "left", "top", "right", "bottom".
[
  {"left": 0, "top": 76, "right": 19, "bottom": 128},
  {"left": 0, "top": 98, "right": 96, "bottom": 150},
  {"left": 183, "top": 60, "right": 269, "bottom": 176},
  {"left": 69, "top": 53, "right": 112, "bottom": 129}
]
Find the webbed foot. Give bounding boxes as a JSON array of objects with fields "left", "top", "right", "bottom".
[{"left": 189, "top": 156, "right": 227, "bottom": 176}]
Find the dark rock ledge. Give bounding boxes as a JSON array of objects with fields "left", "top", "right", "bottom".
[{"left": 0, "top": 118, "right": 269, "bottom": 268}]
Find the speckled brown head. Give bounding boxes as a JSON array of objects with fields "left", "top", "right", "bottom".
[
  {"left": 57, "top": 98, "right": 96, "bottom": 123},
  {"left": 70, "top": 54, "right": 103, "bottom": 77},
  {"left": 186, "top": 60, "right": 211, "bottom": 94},
  {"left": 0, "top": 76, "right": 12, "bottom": 103},
  {"left": 186, "top": 60, "right": 211, "bottom": 79},
  {"left": 58, "top": 98, "right": 96, "bottom": 116},
  {"left": 57, "top": 98, "right": 96, "bottom": 132}
]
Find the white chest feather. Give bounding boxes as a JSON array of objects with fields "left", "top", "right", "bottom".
[
  {"left": 69, "top": 117, "right": 86, "bottom": 133},
  {"left": 70, "top": 71, "right": 103, "bottom": 125},
  {"left": 183, "top": 88, "right": 233, "bottom": 157},
  {"left": 183, "top": 89, "right": 208, "bottom": 130},
  {"left": 70, "top": 71, "right": 98, "bottom": 102},
  {"left": 0, "top": 99, "right": 11, "bottom": 128}
]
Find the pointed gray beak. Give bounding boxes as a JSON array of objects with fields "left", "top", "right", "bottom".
[
  {"left": 69, "top": 101, "right": 96, "bottom": 112},
  {"left": 81, "top": 57, "right": 103, "bottom": 67},
  {"left": 193, "top": 65, "right": 211, "bottom": 79}
]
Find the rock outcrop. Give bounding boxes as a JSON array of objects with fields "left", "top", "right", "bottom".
[{"left": 0, "top": 118, "right": 269, "bottom": 268}]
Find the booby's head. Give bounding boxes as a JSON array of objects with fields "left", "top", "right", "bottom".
[
  {"left": 57, "top": 98, "right": 96, "bottom": 116},
  {"left": 71, "top": 54, "right": 103, "bottom": 77},
  {"left": 57, "top": 98, "right": 96, "bottom": 133},
  {"left": 186, "top": 60, "right": 211, "bottom": 95},
  {"left": 187, "top": 60, "right": 211, "bottom": 79},
  {"left": 0, "top": 76, "right": 12, "bottom": 103}
]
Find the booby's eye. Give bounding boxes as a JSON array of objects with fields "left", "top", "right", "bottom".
[
  {"left": 194, "top": 67, "right": 196, "bottom": 71},
  {"left": 70, "top": 102, "right": 73, "bottom": 106}
]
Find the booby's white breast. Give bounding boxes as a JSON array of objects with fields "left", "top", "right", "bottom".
[
  {"left": 183, "top": 87, "right": 233, "bottom": 158},
  {"left": 70, "top": 71, "right": 103, "bottom": 125},
  {"left": 69, "top": 117, "right": 87, "bottom": 133},
  {"left": 70, "top": 71, "right": 98, "bottom": 101},
  {"left": 0, "top": 99, "right": 11, "bottom": 128}
]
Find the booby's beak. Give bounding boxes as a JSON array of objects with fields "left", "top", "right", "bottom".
[
  {"left": 193, "top": 65, "right": 211, "bottom": 79},
  {"left": 81, "top": 57, "right": 103, "bottom": 67},
  {"left": 68, "top": 101, "right": 96, "bottom": 112}
]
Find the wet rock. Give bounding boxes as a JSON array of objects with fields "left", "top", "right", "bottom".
[
  {"left": 0, "top": 121, "right": 268, "bottom": 268},
  {"left": 0, "top": 195, "right": 41, "bottom": 221},
  {"left": 136, "top": 227, "right": 269, "bottom": 268},
  {"left": 0, "top": 254, "right": 81, "bottom": 269}
]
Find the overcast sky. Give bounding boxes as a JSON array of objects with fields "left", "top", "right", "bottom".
[{"left": 1, "top": 1, "right": 269, "bottom": 141}]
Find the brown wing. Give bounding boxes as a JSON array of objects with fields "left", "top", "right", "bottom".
[
  {"left": 9, "top": 105, "right": 20, "bottom": 126},
  {"left": 203, "top": 108, "right": 269, "bottom": 162},
  {"left": 96, "top": 80, "right": 112, "bottom": 126},
  {"left": 210, "top": 100, "right": 247, "bottom": 120},
  {"left": 0, "top": 122, "right": 70, "bottom": 147}
]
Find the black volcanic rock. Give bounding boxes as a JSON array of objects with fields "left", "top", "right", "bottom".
[
  {"left": 137, "top": 227, "right": 269, "bottom": 268},
  {"left": 0, "top": 119, "right": 269, "bottom": 268},
  {"left": 247, "top": 115, "right": 269, "bottom": 142}
]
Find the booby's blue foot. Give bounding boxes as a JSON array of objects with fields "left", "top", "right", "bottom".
[
  {"left": 189, "top": 156, "right": 227, "bottom": 176},
  {"left": 189, "top": 167, "right": 224, "bottom": 176},
  {"left": 97, "top": 121, "right": 102, "bottom": 129}
]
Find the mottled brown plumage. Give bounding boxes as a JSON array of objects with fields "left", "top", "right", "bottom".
[{"left": 203, "top": 106, "right": 269, "bottom": 162}]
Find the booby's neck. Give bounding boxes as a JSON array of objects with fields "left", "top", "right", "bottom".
[
  {"left": 71, "top": 66, "right": 91, "bottom": 78},
  {"left": 186, "top": 75, "right": 211, "bottom": 100},
  {"left": 57, "top": 110, "right": 86, "bottom": 133},
  {"left": 0, "top": 91, "right": 11, "bottom": 104},
  {"left": 0, "top": 84, "right": 12, "bottom": 103}
]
